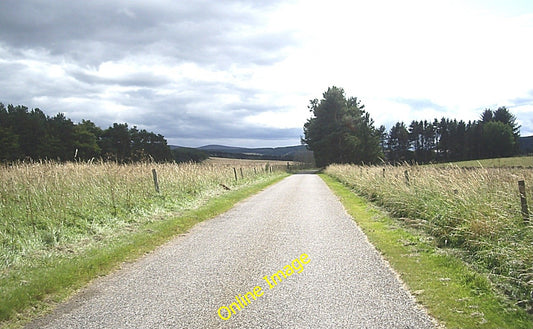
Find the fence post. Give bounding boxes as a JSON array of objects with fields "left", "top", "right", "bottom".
[
  {"left": 152, "top": 169, "right": 160, "bottom": 193},
  {"left": 518, "top": 180, "right": 529, "bottom": 221},
  {"left": 233, "top": 168, "right": 238, "bottom": 181},
  {"left": 404, "top": 170, "right": 410, "bottom": 186},
  {"left": 240, "top": 168, "right": 244, "bottom": 179},
  {"left": 382, "top": 168, "right": 385, "bottom": 178}
]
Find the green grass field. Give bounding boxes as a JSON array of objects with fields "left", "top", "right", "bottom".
[
  {"left": 433, "top": 156, "right": 533, "bottom": 168},
  {"left": 321, "top": 174, "right": 533, "bottom": 328},
  {"left": 0, "top": 160, "right": 287, "bottom": 327},
  {"left": 325, "top": 160, "right": 533, "bottom": 320},
  {"left": 2, "top": 155, "right": 531, "bottom": 327}
]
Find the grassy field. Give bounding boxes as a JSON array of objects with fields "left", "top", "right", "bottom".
[
  {"left": 321, "top": 174, "right": 532, "bottom": 328},
  {"left": 433, "top": 155, "right": 532, "bottom": 168},
  {"left": 325, "top": 163, "right": 533, "bottom": 318},
  {"left": 205, "top": 157, "right": 294, "bottom": 166},
  {"left": 0, "top": 159, "right": 287, "bottom": 326}
]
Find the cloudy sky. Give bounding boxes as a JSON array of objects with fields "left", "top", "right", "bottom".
[{"left": 1, "top": 0, "right": 532, "bottom": 147}]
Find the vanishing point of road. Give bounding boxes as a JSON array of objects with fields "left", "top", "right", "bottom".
[{"left": 26, "top": 174, "right": 436, "bottom": 329}]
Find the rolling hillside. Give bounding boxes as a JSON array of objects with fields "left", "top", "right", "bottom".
[
  {"left": 170, "top": 144, "right": 311, "bottom": 161},
  {"left": 520, "top": 135, "right": 533, "bottom": 154}
]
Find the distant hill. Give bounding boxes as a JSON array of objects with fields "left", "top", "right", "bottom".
[
  {"left": 519, "top": 135, "right": 533, "bottom": 154},
  {"left": 198, "top": 144, "right": 309, "bottom": 161},
  {"left": 169, "top": 146, "right": 209, "bottom": 163},
  {"left": 197, "top": 145, "right": 248, "bottom": 153},
  {"left": 170, "top": 144, "right": 312, "bottom": 161}
]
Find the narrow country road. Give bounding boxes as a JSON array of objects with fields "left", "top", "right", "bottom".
[{"left": 26, "top": 174, "right": 435, "bottom": 329}]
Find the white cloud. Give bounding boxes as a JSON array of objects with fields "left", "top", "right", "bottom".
[
  {"left": 0, "top": 0, "right": 532, "bottom": 148},
  {"left": 265, "top": 0, "right": 533, "bottom": 134}
]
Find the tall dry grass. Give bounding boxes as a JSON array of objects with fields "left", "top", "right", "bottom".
[
  {"left": 0, "top": 160, "right": 282, "bottom": 271},
  {"left": 325, "top": 163, "right": 533, "bottom": 308}
]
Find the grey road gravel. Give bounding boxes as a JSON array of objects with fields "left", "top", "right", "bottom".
[{"left": 26, "top": 174, "right": 436, "bottom": 329}]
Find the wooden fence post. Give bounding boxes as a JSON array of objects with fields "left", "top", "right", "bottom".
[
  {"left": 404, "top": 170, "right": 410, "bottom": 186},
  {"left": 518, "top": 180, "right": 529, "bottom": 221},
  {"left": 233, "top": 167, "right": 238, "bottom": 181},
  {"left": 152, "top": 169, "right": 160, "bottom": 193},
  {"left": 240, "top": 168, "right": 244, "bottom": 179}
]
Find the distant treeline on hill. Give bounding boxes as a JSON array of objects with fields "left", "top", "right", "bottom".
[
  {"left": 195, "top": 144, "right": 314, "bottom": 162},
  {"left": 520, "top": 135, "right": 533, "bottom": 154},
  {"left": 382, "top": 107, "right": 523, "bottom": 163},
  {"left": 0, "top": 103, "right": 205, "bottom": 163}
]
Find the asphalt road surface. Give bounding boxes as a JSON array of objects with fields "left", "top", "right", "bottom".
[{"left": 26, "top": 174, "right": 436, "bottom": 329}]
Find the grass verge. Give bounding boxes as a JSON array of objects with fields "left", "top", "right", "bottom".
[
  {"left": 431, "top": 155, "right": 533, "bottom": 168},
  {"left": 320, "top": 173, "right": 533, "bottom": 329},
  {"left": 0, "top": 173, "right": 288, "bottom": 329}
]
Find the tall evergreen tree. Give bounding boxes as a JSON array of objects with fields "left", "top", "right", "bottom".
[
  {"left": 47, "top": 113, "right": 76, "bottom": 160},
  {"left": 388, "top": 122, "right": 410, "bottom": 163},
  {"left": 480, "top": 109, "right": 493, "bottom": 123},
  {"left": 377, "top": 125, "right": 387, "bottom": 156},
  {"left": 408, "top": 120, "right": 423, "bottom": 162},
  {"left": 421, "top": 120, "right": 436, "bottom": 162},
  {"left": 99, "top": 123, "right": 132, "bottom": 162},
  {"left": 482, "top": 121, "right": 515, "bottom": 158},
  {"left": 73, "top": 120, "right": 101, "bottom": 160},
  {"left": 492, "top": 106, "right": 520, "bottom": 153},
  {"left": 436, "top": 118, "right": 450, "bottom": 161},
  {"left": 302, "top": 87, "right": 382, "bottom": 167}
]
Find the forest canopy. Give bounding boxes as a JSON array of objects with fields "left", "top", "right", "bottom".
[
  {"left": 302, "top": 87, "right": 522, "bottom": 166},
  {"left": 0, "top": 103, "right": 204, "bottom": 163},
  {"left": 384, "top": 106, "right": 520, "bottom": 163}
]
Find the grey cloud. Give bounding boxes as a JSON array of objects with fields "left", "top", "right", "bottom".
[
  {"left": 159, "top": 114, "right": 302, "bottom": 141},
  {"left": 52, "top": 77, "right": 297, "bottom": 145},
  {"left": 0, "top": 0, "right": 294, "bottom": 67},
  {"left": 68, "top": 68, "right": 172, "bottom": 88},
  {"left": 0, "top": 0, "right": 303, "bottom": 147},
  {"left": 129, "top": 93, "right": 289, "bottom": 139},
  {"left": 509, "top": 91, "right": 533, "bottom": 137},
  {"left": 0, "top": 62, "right": 29, "bottom": 97},
  {"left": 509, "top": 90, "right": 533, "bottom": 107},
  {"left": 0, "top": 57, "right": 96, "bottom": 105},
  {"left": 114, "top": 102, "right": 301, "bottom": 146}
]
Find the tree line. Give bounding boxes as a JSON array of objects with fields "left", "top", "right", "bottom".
[
  {"left": 383, "top": 107, "right": 520, "bottom": 163},
  {"left": 303, "top": 87, "right": 521, "bottom": 167},
  {"left": 0, "top": 103, "right": 182, "bottom": 163}
]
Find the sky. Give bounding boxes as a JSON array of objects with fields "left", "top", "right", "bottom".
[{"left": 1, "top": 0, "right": 532, "bottom": 148}]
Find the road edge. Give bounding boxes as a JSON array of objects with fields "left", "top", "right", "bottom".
[
  {"left": 320, "top": 173, "right": 533, "bottom": 329},
  {"left": 1, "top": 174, "right": 290, "bottom": 329}
]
